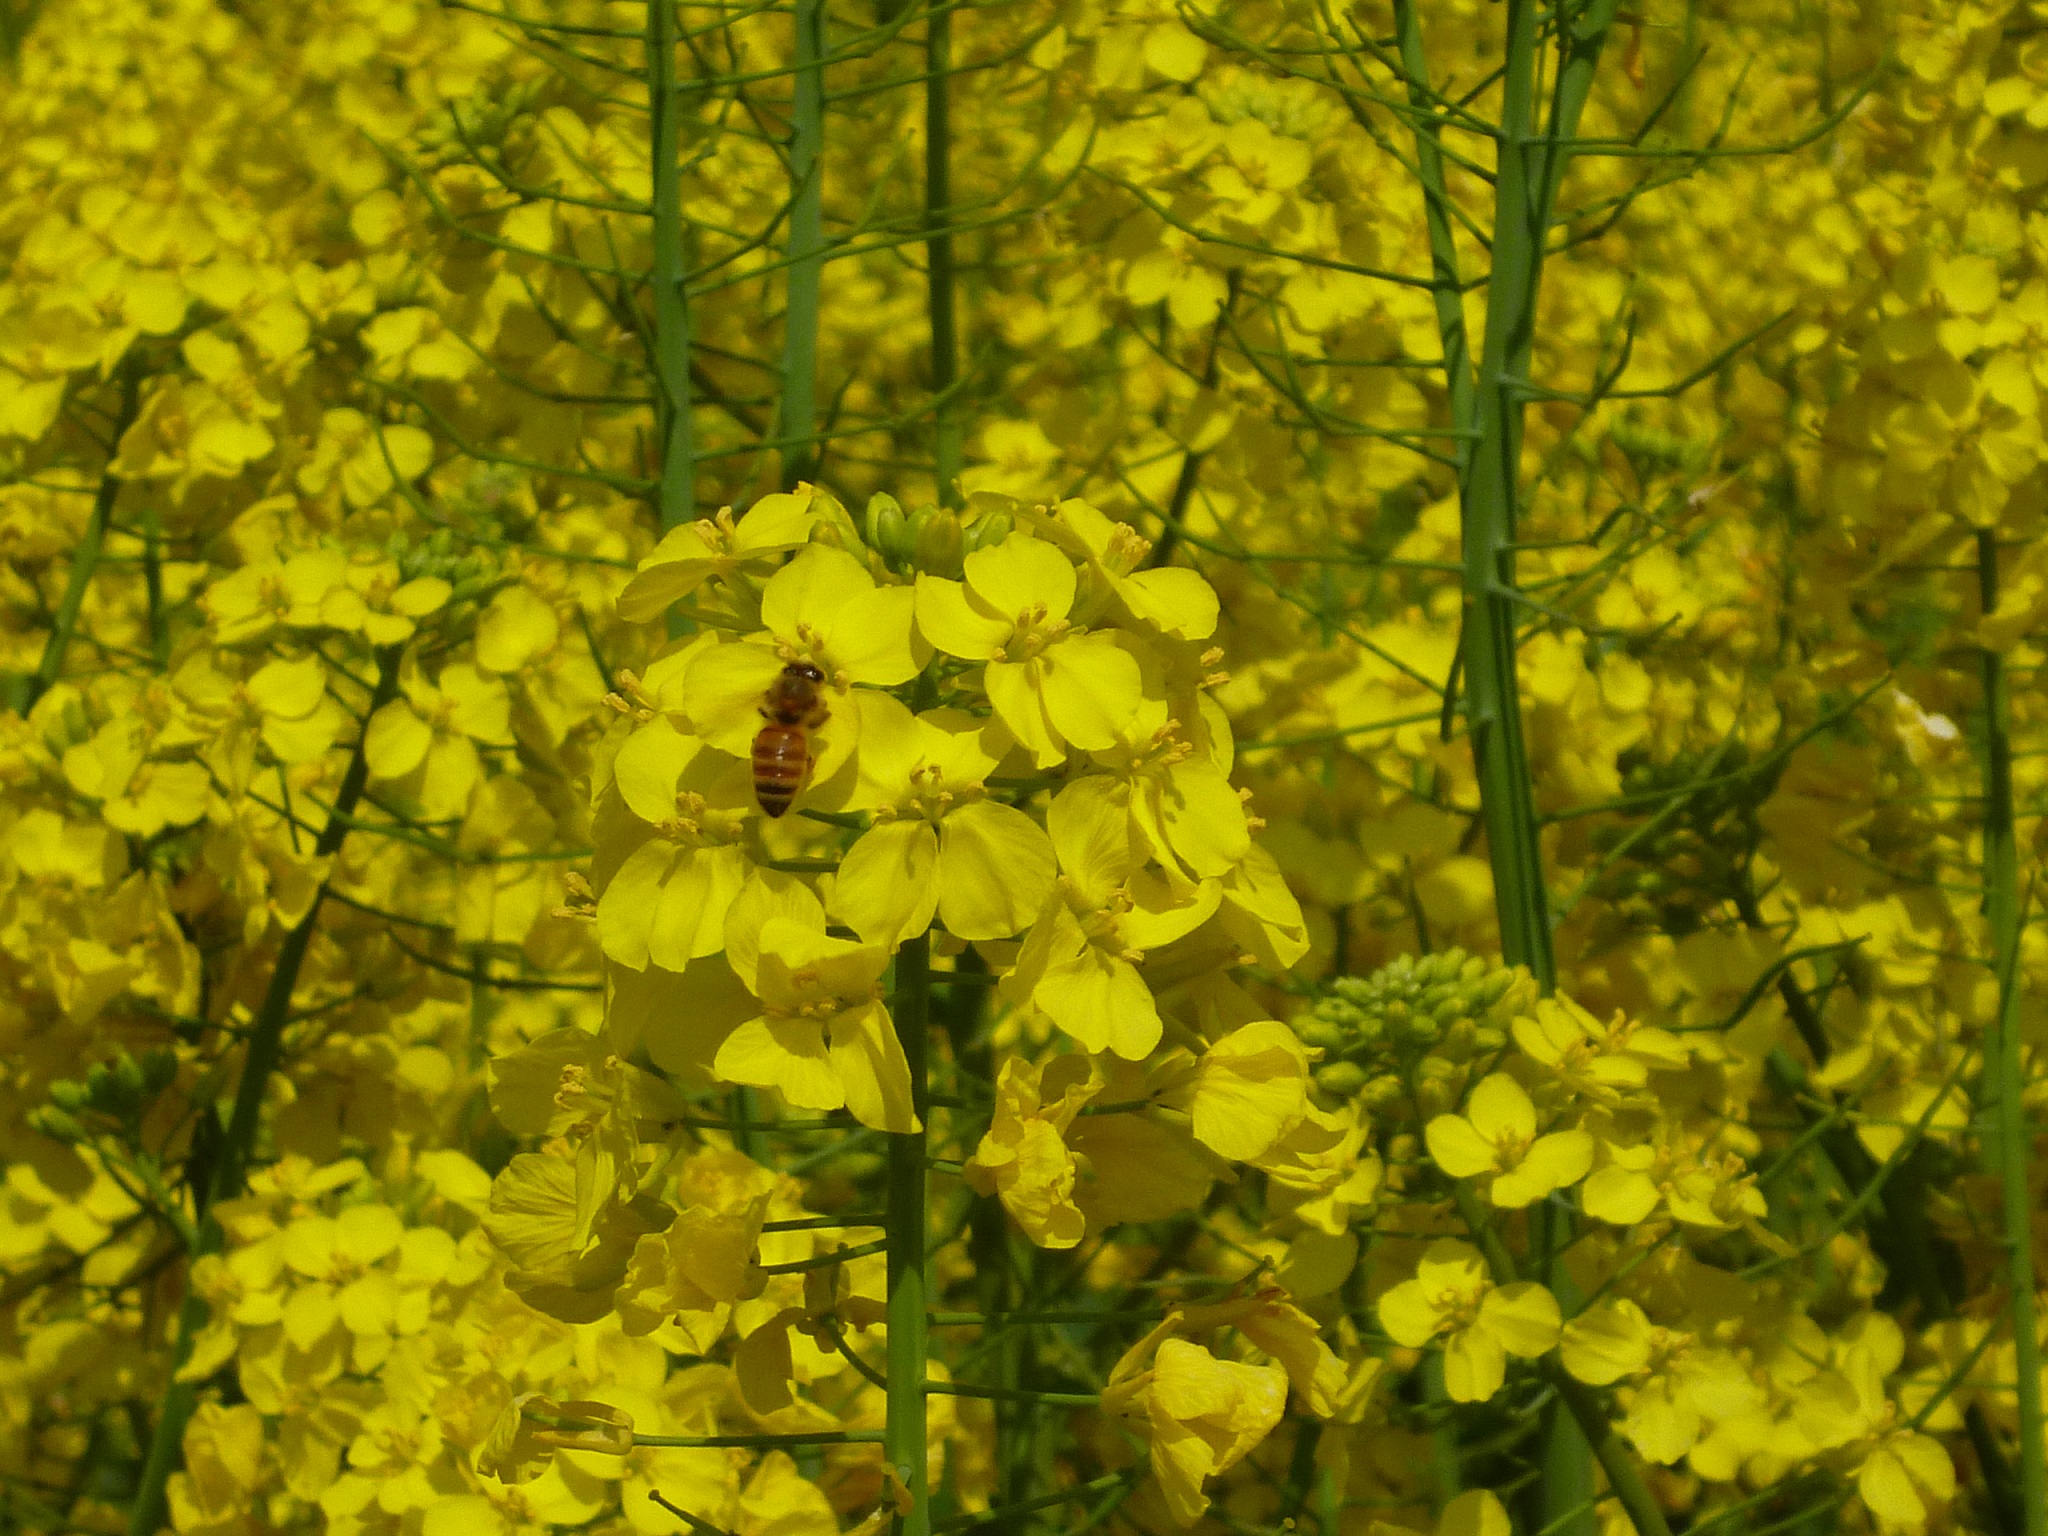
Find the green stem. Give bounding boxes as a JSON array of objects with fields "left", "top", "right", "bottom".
[
  {"left": 1449, "top": 1185, "right": 1672, "bottom": 1536},
  {"left": 1429, "top": 4, "right": 1616, "bottom": 1525},
  {"left": 778, "top": 0, "right": 825, "bottom": 489},
  {"left": 1979, "top": 528, "right": 2046, "bottom": 1536},
  {"left": 142, "top": 497, "right": 169, "bottom": 670},
  {"left": 128, "top": 649, "right": 403, "bottom": 1536},
  {"left": 925, "top": 1384, "right": 1096, "bottom": 1406},
  {"left": 1459, "top": 0, "right": 1558, "bottom": 986},
  {"left": 28, "top": 365, "right": 141, "bottom": 710},
  {"left": 924, "top": 0, "right": 961, "bottom": 503},
  {"left": 886, "top": 932, "right": 932, "bottom": 1536},
  {"left": 1392, "top": 0, "right": 1474, "bottom": 485},
  {"left": 944, "top": 949, "right": 1029, "bottom": 1534},
  {"left": 647, "top": 0, "right": 695, "bottom": 533}
]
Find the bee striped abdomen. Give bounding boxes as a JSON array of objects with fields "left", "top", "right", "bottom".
[{"left": 751, "top": 724, "right": 809, "bottom": 817}]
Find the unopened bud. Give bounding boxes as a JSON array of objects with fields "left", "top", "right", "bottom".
[
  {"left": 29, "top": 1107, "right": 85, "bottom": 1143},
  {"left": 963, "top": 507, "right": 1013, "bottom": 554},
  {"left": 1315, "top": 1061, "right": 1368, "bottom": 1099},
  {"left": 908, "top": 504, "right": 964, "bottom": 578},
  {"left": 48, "top": 1080, "right": 90, "bottom": 1114},
  {"left": 865, "top": 492, "right": 908, "bottom": 562}
]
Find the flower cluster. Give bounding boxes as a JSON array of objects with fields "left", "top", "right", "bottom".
[{"left": 1, "top": 2, "right": 2043, "bottom": 1536}]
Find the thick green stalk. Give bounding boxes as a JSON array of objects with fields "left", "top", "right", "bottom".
[
  {"left": 1458, "top": 0, "right": 1553, "bottom": 985},
  {"left": 1392, "top": 0, "right": 1474, "bottom": 484},
  {"left": 647, "top": 0, "right": 695, "bottom": 532},
  {"left": 924, "top": 0, "right": 961, "bottom": 503},
  {"left": 128, "top": 651, "right": 402, "bottom": 1536},
  {"left": 886, "top": 933, "right": 932, "bottom": 1536},
  {"left": 778, "top": 0, "right": 825, "bottom": 489},
  {"left": 1444, "top": 4, "right": 1621, "bottom": 1529},
  {"left": 1978, "top": 529, "right": 2046, "bottom": 1535},
  {"left": 28, "top": 365, "right": 140, "bottom": 709}
]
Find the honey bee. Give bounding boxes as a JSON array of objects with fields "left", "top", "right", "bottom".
[{"left": 752, "top": 661, "right": 828, "bottom": 818}]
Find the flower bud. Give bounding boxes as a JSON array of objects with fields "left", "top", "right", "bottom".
[
  {"left": 1439, "top": 1019, "right": 1478, "bottom": 1060},
  {"left": 1362, "top": 1074, "right": 1407, "bottom": 1111},
  {"left": 29, "top": 1107, "right": 84, "bottom": 1143},
  {"left": 865, "top": 492, "right": 908, "bottom": 561},
  {"left": 907, "top": 504, "right": 964, "bottom": 578},
  {"left": 1414, "top": 1060, "right": 1460, "bottom": 1119},
  {"left": 963, "top": 506, "right": 1013, "bottom": 554},
  {"left": 1315, "top": 1061, "right": 1368, "bottom": 1099},
  {"left": 48, "top": 1079, "right": 90, "bottom": 1114}
]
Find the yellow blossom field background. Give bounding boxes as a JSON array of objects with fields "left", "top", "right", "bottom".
[{"left": 1, "top": 2, "right": 2043, "bottom": 1536}]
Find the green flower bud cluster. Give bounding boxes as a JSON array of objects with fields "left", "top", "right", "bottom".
[
  {"left": 1588, "top": 746, "right": 1775, "bottom": 920},
  {"left": 862, "top": 492, "right": 1011, "bottom": 579},
  {"left": 1606, "top": 414, "right": 1710, "bottom": 478},
  {"left": 387, "top": 527, "right": 501, "bottom": 597},
  {"left": 29, "top": 1047, "right": 178, "bottom": 1144},
  {"left": 1294, "top": 949, "right": 1522, "bottom": 1109}
]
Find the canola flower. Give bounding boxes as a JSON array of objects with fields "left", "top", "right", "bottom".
[{"left": 0, "top": 2, "right": 2044, "bottom": 1536}]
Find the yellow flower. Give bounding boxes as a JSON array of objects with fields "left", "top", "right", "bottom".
[
  {"left": 965, "top": 1054, "right": 1098, "bottom": 1248},
  {"left": 362, "top": 304, "right": 474, "bottom": 380},
  {"left": 166, "top": 1402, "right": 268, "bottom": 1535},
  {"left": 200, "top": 548, "right": 351, "bottom": 645},
  {"left": 829, "top": 695, "right": 1055, "bottom": 946},
  {"left": 295, "top": 408, "right": 436, "bottom": 511},
  {"left": 1177, "top": 1283, "right": 1348, "bottom": 1417},
  {"left": 713, "top": 885, "right": 919, "bottom": 1133},
  {"left": 1793, "top": 1320, "right": 1956, "bottom": 1533},
  {"left": 1560, "top": 1298, "right": 1759, "bottom": 1464},
  {"left": 365, "top": 657, "right": 513, "bottom": 819},
  {"left": 682, "top": 543, "right": 926, "bottom": 798},
  {"left": 1102, "top": 1337, "right": 1287, "bottom": 1525},
  {"left": 614, "top": 1192, "right": 770, "bottom": 1337},
  {"left": 174, "top": 652, "right": 340, "bottom": 795},
  {"left": 1424, "top": 1074, "right": 1592, "bottom": 1209},
  {"left": 60, "top": 717, "right": 210, "bottom": 836},
  {"left": 914, "top": 532, "right": 1146, "bottom": 768},
  {"left": 1152, "top": 1019, "right": 1312, "bottom": 1163},
  {"left": 1511, "top": 994, "right": 1685, "bottom": 1106},
  {"left": 1028, "top": 498, "right": 1220, "bottom": 642},
  {"left": 482, "top": 1152, "right": 668, "bottom": 1324},
  {"left": 615, "top": 490, "right": 821, "bottom": 624},
  {"left": 594, "top": 790, "right": 752, "bottom": 972},
  {"left": 1377, "top": 1240, "right": 1560, "bottom": 1403},
  {"left": 1002, "top": 782, "right": 1218, "bottom": 1059}
]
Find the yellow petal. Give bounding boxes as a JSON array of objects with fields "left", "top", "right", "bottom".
[
  {"left": 830, "top": 819, "right": 940, "bottom": 947},
  {"left": 935, "top": 800, "right": 1055, "bottom": 941}
]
